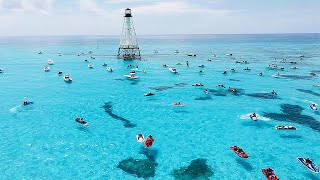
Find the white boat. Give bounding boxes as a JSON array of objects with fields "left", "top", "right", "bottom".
[
  {"left": 169, "top": 67, "right": 178, "bottom": 74},
  {"left": 88, "top": 64, "right": 94, "bottom": 68},
  {"left": 172, "top": 102, "right": 184, "bottom": 107},
  {"left": 57, "top": 53, "right": 63, "bottom": 56},
  {"left": 106, "top": 67, "right": 113, "bottom": 72},
  {"left": 48, "top": 59, "right": 54, "bottom": 65},
  {"left": 124, "top": 74, "right": 139, "bottom": 79},
  {"left": 226, "top": 53, "right": 233, "bottom": 56},
  {"left": 63, "top": 75, "right": 72, "bottom": 82},
  {"left": 175, "top": 50, "right": 179, "bottom": 53},
  {"left": 310, "top": 104, "right": 318, "bottom": 110},
  {"left": 44, "top": 66, "right": 50, "bottom": 71}
]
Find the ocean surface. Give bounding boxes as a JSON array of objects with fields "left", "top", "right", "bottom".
[{"left": 0, "top": 34, "right": 320, "bottom": 180}]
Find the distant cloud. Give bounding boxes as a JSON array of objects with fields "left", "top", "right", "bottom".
[{"left": 0, "top": 0, "right": 54, "bottom": 14}]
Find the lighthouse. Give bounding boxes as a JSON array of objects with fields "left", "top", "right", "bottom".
[{"left": 118, "top": 8, "right": 141, "bottom": 60}]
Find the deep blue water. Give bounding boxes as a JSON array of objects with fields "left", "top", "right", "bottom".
[{"left": 0, "top": 34, "right": 320, "bottom": 179}]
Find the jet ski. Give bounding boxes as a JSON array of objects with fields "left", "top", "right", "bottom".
[
  {"left": 310, "top": 104, "right": 318, "bottom": 110},
  {"left": 192, "top": 83, "right": 204, "bottom": 87},
  {"left": 106, "top": 67, "right": 113, "bottom": 72},
  {"left": 250, "top": 113, "right": 258, "bottom": 121},
  {"left": 75, "top": 118, "right": 89, "bottom": 126},
  {"left": 136, "top": 133, "right": 144, "bottom": 143},
  {"left": 262, "top": 168, "right": 279, "bottom": 180},
  {"left": 57, "top": 71, "right": 63, "bottom": 75},
  {"left": 144, "top": 92, "right": 155, "bottom": 96},
  {"left": 297, "top": 158, "right": 319, "bottom": 173},
  {"left": 275, "top": 125, "right": 297, "bottom": 130},
  {"left": 230, "top": 146, "right": 248, "bottom": 158},
  {"left": 44, "top": 66, "right": 50, "bottom": 72},
  {"left": 172, "top": 102, "right": 184, "bottom": 107},
  {"left": 144, "top": 135, "right": 155, "bottom": 147},
  {"left": 124, "top": 74, "right": 139, "bottom": 79},
  {"left": 169, "top": 67, "right": 178, "bottom": 74},
  {"left": 21, "top": 101, "right": 33, "bottom": 106}
]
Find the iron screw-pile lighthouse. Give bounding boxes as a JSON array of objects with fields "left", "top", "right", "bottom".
[{"left": 118, "top": 8, "right": 141, "bottom": 60}]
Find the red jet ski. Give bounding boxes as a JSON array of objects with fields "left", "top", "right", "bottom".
[
  {"left": 230, "top": 146, "right": 249, "bottom": 158},
  {"left": 144, "top": 135, "right": 155, "bottom": 148},
  {"left": 262, "top": 168, "right": 279, "bottom": 180}
]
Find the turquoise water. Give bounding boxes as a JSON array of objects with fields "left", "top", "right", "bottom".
[{"left": 0, "top": 34, "right": 320, "bottom": 179}]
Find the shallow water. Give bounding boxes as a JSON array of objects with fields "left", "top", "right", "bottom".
[{"left": 0, "top": 34, "right": 320, "bottom": 179}]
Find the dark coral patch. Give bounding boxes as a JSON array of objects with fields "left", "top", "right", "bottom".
[
  {"left": 281, "top": 75, "right": 313, "bottom": 80},
  {"left": 264, "top": 104, "right": 320, "bottom": 131},
  {"left": 236, "top": 159, "right": 254, "bottom": 171},
  {"left": 297, "top": 89, "right": 320, "bottom": 97},
  {"left": 173, "top": 158, "right": 213, "bottom": 180},
  {"left": 175, "top": 83, "right": 188, "bottom": 87},
  {"left": 195, "top": 96, "right": 212, "bottom": 101},
  {"left": 102, "top": 102, "right": 136, "bottom": 128},
  {"left": 150, "top": 86, "right": 173, "bottom": 91},
  {"left": 246, "top": 93, "right": 280, "bottom": 100},
  {"left": 117, "top": 157, "right": 158, "bottom": 178}
]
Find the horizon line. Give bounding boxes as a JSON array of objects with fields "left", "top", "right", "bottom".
[{"left": 0, "top": 32, "right": 319, "bottom": 38}]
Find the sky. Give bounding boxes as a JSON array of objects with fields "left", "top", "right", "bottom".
[{"left": 0, "top": 0, "right": 319, "bottom": 36}]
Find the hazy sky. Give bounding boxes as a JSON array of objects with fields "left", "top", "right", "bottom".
[{"left": 0, "top": 0, "right": 319, "bottom": 36}]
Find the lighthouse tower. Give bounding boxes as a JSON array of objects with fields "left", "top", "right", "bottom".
[{"left": 118, "top": 8, "right": 141, "bottom": 60}]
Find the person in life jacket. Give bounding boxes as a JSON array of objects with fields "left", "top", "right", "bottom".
[{"left": 144, "top": 135, "right": 155, "bottom": 147}]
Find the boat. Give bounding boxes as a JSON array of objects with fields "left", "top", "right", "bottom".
[
  {"left": 144, "top": 92, "right": 155, "bottom": 96},
  {"left": 88, "top": 64, "right": 94, "bottom": 68},
  {"left": 313, "top": 84, "right": 320, "bottom": 87},
  {"left": 57, "top": 52, "right": 62, "bottom": 56},
  {"left": 172, "top": 102, "right": 184, "bottom": 107},
  {"left": 243, "top": 67, "right": 251, "bottom": 71},
  {"left": 230, "top": 146, "right": 249, "bottom": 158},
  {"left": 250, "top": 113, "right": 258, "bottom": 121},
  {"left": 84, "top": 59, "right": 89, "bottom": 63},
  {"left": 297, "top": 158, "right": 319, "bottom": 173},
  {"left": 162, "top": 64, "right": 168, "bottom": 67},
  {"left": 169, "top": 67, "right": 178, "bottom": 74},
  {"left": 106, "top": 67, "right": 113, "bottom": 72},
  {"left": 310, "top": 104, "right": 318, "bottom": 110},
  {"left": 310, "top": 72, "right": 316, "bottom": 76},
  {"left": 102, "top": 63, "right": 108, "bottom": 67},
  {"left": 192, "top": 83, "right": 204, "bottom": 87},
  {"left": 124, "top": 74, "right": 139, "bottom": 80},
  {"left": 176, "top": 62, "right": 182, "bottom": 65},
  {"left": 129, "top": 71, "right": 136, "bottom": 75},
  {"left": 291, "top": 66, "right": 299, "bottom": 69},
  {"left": 44, "top": 66, "right": 50, "bottom": 72},
  {"left": 275, "top": 125, "right": 296, "bottom": 130},
  {"left": 144, "top": 135, "right": 155, "bottom": 147},
  {"left": 216, "top": 84, "right": 226, "bottom": 88},
  {"left": 226, "top": 53, "right": 233, "bottom": 56},
  {"left": 136, "top": 133, "right": 144, "bottom": 143},
  {"left": 175, "top": 50, "right": 179, "bottom": 53},
  {"left": 153, "top": 50, "right": 158, "bottom": 53},
  {"left": 57, "top": 71, "right": 63, "bottom": 75},
  {"left": 47, "top": 59, "right": 54, "bottom": 65},
  {"left": 198, "top": 65, "right": 205, "bottom": 68},
  {"left": 38, "top": 52, "right": 43, "bottom": 54},
  {"left": 262, "top": 168, "right": 279, "bottom": 180},
  {"left": 187, "top": 53, "right": 196, "bottom": 57},
  {"left": 75, "top": 118, "right": 89, "bottom": 126},
  {"left": 63, "top": 75, "right": 72, "bottom": 82},
  {"left": 21, "top": 101, "right": 33, "bottom": 106}
]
